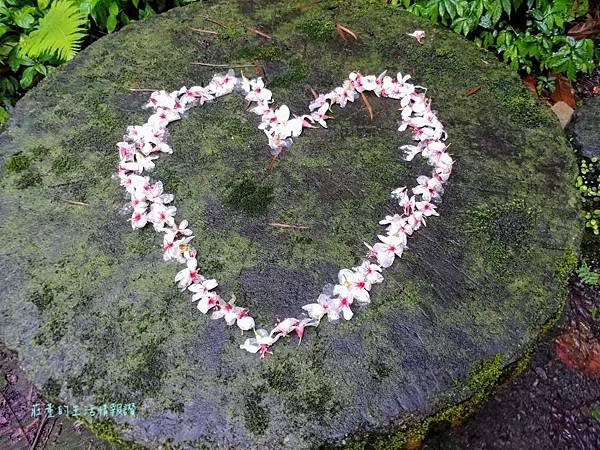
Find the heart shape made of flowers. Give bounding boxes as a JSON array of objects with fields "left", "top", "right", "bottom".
[{"left": 115, "top": 69, "right": 453, "bottom": 358}]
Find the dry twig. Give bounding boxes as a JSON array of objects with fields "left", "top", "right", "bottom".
[
  {"left": 360, "top": 92, "right": 374, "bottom": 120},
  {"left": 190, "top": 27, "right": 219, "bottom": 35},
  {"left": 62, "top": 200, "right": 88, "bottom": 206},
  {"left": 29, "top": 414, "right": 47, "bottom": 450},
  {"left": 192, "top": 62, "right": 256, "bottom": 68},
  {"left": 247, "top": 27, "right": 271, "bottom": 40},
  {"left": 270, "top": 223, "right": 310, "bottom": 229},
  {"left": 335, "top": 23, "right": 358, "bottom": 41}
]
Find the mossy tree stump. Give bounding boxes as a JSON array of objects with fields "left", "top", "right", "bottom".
[{"left": 0, "top": 1, "right": 581, "bottom": 448}]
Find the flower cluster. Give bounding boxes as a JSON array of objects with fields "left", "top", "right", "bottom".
[{"left": 115, "top": 68, "right": 452, "bottom": 358}]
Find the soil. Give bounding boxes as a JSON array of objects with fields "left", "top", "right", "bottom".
[
  {"left": 423, "top": 282, "right": 600, "bottom": 450},
  {"left": 0, "top": 344, "right": 115, "bottom": 450}
]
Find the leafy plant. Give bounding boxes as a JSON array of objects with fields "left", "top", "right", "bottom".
[
  {"left": 0, "top": 0, "right": 198, "bottom": 125},
  {"left": 390, "top": 0, "right": 598, "bottom": 82},
  {"left": 577, "top": 158, "right": 600, "bottom": 235},
  {"left": 578, "top": 261, "right": 600, "bottom": 285},
  {"left": 19, "top": 0, "right": 87, "bottom": 62}
]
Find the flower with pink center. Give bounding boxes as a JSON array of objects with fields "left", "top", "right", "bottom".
[
  {"left": 416, "top": 201, "right": 439, "bottom": 217},
  {"left": 413, "top": 175, "right": 443, "bottom": 201},
  {"left": 130, "top": 209, "right": 148, "bottom": 229},
  {"left": 196, "top": 292, "right": 222, "bottom": 314},
  {"left": 354, "top": 260, "right": 384, "bottom": 284},
  {"left": 270, "top": 318, "right": 300, "bottom": 337},
  {"left": 335, "top": 293, "right": 354, "bottom": 320},
  {"left": 240, "top": 329, "right": 281, "bottom": 357},
  {"left": 336, "top": 269, "right": 371, "bottom": 304},
  {"left": 294, "top": 318, "right": 316, "bottom": 343},
  {"left": 379, "top": 214, "right": 410, "bottom": 239},
  {"left": 371, "top": 234, "right": 407, "bottom": 268},
  {"left": 148, "top": 108, "right": 180, "bottom": 128},
  {"left": 407, "top": 30, "right": 426, "bottom": 43},
  {"left": 147, "top": 203, "right": 177, "bottom": 231},
  {"left": 333, "top": 82, "right": 356, "bottom": 107},
  {"left": 207, "top": 70, "right": 237, "bottom": 97},
  {"left": 161, "top": 231, "right": 193, "bottom": 262},
  {"left": 145, "top": 90, "right": 176, "bottom": 110},
  {"left": 310, "top": 103, "right": 331, "bottom": 128},
  {"left": 175, "top": 257, "right": 203, "bottom": 289},
  {"left": 244, "top": 77, "right": 272, "bottom": 103},
  {"left": 188, "top": 278, "right": 218, "bottom": 301},
  {"left": 302, "top": 293, "right": 332, "bottom": 322},
  {"left": 210, "top": 295, "right": 242, "bottom": 326}
]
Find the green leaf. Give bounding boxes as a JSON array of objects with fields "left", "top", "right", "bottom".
[
  {"left": 0, "top": 106, "right": 8, "bottom": 125},
  {"left": 132, "top": 0, "right": 140, "bottom": 8},
  {"left": 108, "top": 1, "right": 119, "bottom": 17},
  {"left": 7, "top": 47, "right": 21, "bottom": 72},
  {"left": 500, "top": 0, "right": 511, "bottom": 16},
  {"left": 106, "top": 14, "right": 117, "bottom": 33},
  {"left": 0, "top": 24, "right": 8, "bottom": 39},
  {"left": 489, "top": 0, "right": 502, "bottom": 25},
  {"left": 37, "top": 0, "right": 50, "bottom": 10},
  {"left": 12, "top": 10, "right": 35, "bottom": 29},
  {"left": 479, "top": 13, "right": 492, "bottom": 29},
  {"left": 590, "top": 408, "right": 600, "bottom": 422},
  {"left": 20, "top": 65, "right": 36, "bottom": 88},
  {"left": 33, "top": 62, "right": 47, "bottom": 75},
  {"left": 19, "top": 0, "right": 87, "bottom": 62}
]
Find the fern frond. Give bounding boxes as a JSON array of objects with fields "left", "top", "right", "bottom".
[{"left": 19, "top": 0, "right": 87, "bottom": 63}]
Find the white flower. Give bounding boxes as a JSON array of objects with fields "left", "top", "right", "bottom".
[
  {"left": 379, "top": 214, "right": 410, "bottom": 239},
  {"left": 310, "top": 103, "right": 330, "bottom": 128},
  {"left": 407, "top": 30, "right": 426, "bottom": 43},
  {"left": 244, "top": 77, "right": 272, "bottom": 103},
  {"left": 371, "top": 235, "right": 407, "bottom": 268},
  {"left": 240, "top": 328, "right": 281, "bottom": 357},
  {"left": 162, "top": 232, "right": 193, "bottom": 262},
  {"left": 333, "top": 292, "right": 354, "bottom": 320},
  {"left": 334, "top": 82, "right": 356, "bottom": 108},
  {"left": 207, "top": 70, "right": 237, "bottom": 97},
  {"left": 130, "top": 209, "right": 148, "bottom": 229},
  {"left": 416, "top": 201, "right": 439, "bottom": 217},
  {"left": 188, "top": 278, "right": 218, "bottom": 301},
  {"left": 211, "top": 295, "right": 239, "bottom": 325},
  {"left": 302, "top": 293, "right": 335, "bottom": 321},
  {"left": 147, "top": 203, "right": 176, "bottom": 231},
  {"left": 175, "top": 257, "right": 203, "bottom": 289},
  {"left": 354, "top": 260, "right": 384, "bottom": 284},
  {"left": 196, "top": 292, "right": 222, "bottom": 314},
  {"left": 271, "top": 318, "right": 299, "bottom": 337},
  {"left": 336, "top": 269, "right": 371, "bottom": 304},
  {"left": 236, "top": 311, "right": 255, "bottom": 331},
  {"left": 413, "top": 175, "right": 443, "bottom": 201}
]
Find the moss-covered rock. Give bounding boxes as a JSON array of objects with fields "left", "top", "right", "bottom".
[{"left": 0, "top": 0, "right": 581, "bottom": 448}]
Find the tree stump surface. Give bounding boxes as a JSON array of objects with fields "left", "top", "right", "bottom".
[{"left": 0, "top": 1, "right": 581, "bottom": 448}]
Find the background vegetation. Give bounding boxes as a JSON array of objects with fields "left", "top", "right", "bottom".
[{"left": 0, "top": 0, "right": 195, "bottom": 123}]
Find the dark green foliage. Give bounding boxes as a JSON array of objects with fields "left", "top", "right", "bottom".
[
  {"left": 577, "top": 261, "right": 599, "bottom": 285},
  {"left": 0, "top": 0, "right": 199, "bottom": 124},
  {"left": 577, "top": 157, "right": 600, "bottom": 235},
  {"left": 390, "top": 0, "right": 597, "bottom": 81}
]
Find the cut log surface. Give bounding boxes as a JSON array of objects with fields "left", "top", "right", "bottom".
[{"left": 0, "top": 1, "right": 581, "bottom": 448}]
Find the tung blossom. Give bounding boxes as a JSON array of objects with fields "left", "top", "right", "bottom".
[
  {"left": 408, "top": 30, "right": 426, "bottom": 43},
  {"left": 116, "top": 69, "right": 452, "bottom": 358},
  {"left": 240, "top": 329, "right": 281, "bottom": 358}
]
